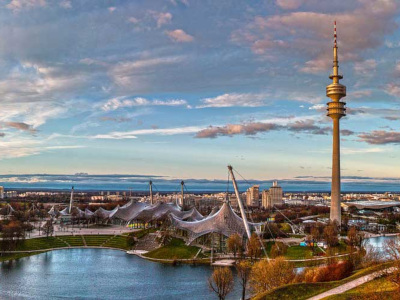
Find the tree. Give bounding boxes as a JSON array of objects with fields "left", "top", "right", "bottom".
[
  {"left": 208, "top": 267, "right": 234, "bottom": 300},
  {"left": 42, "top": 220, "right": 54, "bottom": 238},
  {"left": 236, "top": 260, "right": 252, "bottom": 300},
  {"left": 247, "top": 233, "right": 262, "bottom": 261},
  {"left": 384, "top": 237, "right": 400, "bottom": 288},
  {"left": 311, "top": 226, "right": 321, "bottom": 242},
  {"left": 270, "top": 242, "right": 288, "bottom": 258},
  {"left": 323, "top": 223, "right": 339, "bottom": 247},
  {"left": 250, "top": 257, "right": 295, "bottom": 294},
  {"left": 227, "top": 233, "right": 242, "bottom": 259},
  {"left": 347, "top": 226, "right": 364, "bottom": 249}
]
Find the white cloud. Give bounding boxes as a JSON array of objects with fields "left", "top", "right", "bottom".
[
  {"left": 384, "top": 83, "right": 400, "bottom": 97},
  {"left": 276, "top": 0, "right": 304, "bottom": 10},
  {"left": 197, "top": 93, "right": 269, "bottom": 108},
  {"left": 166, "top": 29, "right": 194, "bottom": 42},
  {"left": 92, "top": 126, "right": 202, "bottom": 139},
  {"left": 353, "top": 59, "right": 377, "bottom": 76},
  {"left": 0, "top": 138, "right": 85, "bottom": 159},
  {"left": 59, "top": 0, "right": 71, "bottom": 9},
  {"left": 128, "top": 17, "right": 140, "bottom": 24},
  {"left": 110, "top": 56, "right": 184, "bottom": 87},
  {"left": 149, "top": 11, "right": 172, "bottom": 28},
  {"left": 6, "top": 0, "right": 46, "bottom": 11},
  {"left": 101, "top": 97, "right": 188, "bottom": 111},
  {"left": 234, "top": 0, "right": 399, "bottom": 73}
]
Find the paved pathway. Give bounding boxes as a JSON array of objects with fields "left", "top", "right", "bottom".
[{"left": 307, "top": 268, "right": 395, "bottom": 300}]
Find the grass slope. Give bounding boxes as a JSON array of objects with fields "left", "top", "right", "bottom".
[
  {"left": 254, "top": 262, "right": 394, "bottom": 300},
  {"left": 144, "top": 238, "right": 200, "bottom": 260}
]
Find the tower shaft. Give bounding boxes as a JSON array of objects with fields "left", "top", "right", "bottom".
[{"left": 330, "top": 117, "right": 341, "bottom": 223}]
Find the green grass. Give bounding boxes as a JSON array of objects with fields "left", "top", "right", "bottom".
[
  {"left": 0, "top": 235, "right": 129, "bottom": 259},
  {"left": 255, "top": 262, "right": 394, "bottom": 300},
  {"left": 59, "top": 236, "right": 84, "bottom": 247},
  {"left": 15, "top": 237, "right": 66, "bottom": 251},
  {"left": 325, "top": 275, "right": 397, "bottom": 300},
  {"left": 144, "top": 238, "right": 200, "bottom": 260},
  {"left": 102, "top": 235, "right": 129, "bottom": 250},
  {"left": 84, "top": 235, "right": 112, "bottom": 246},
  {"left": 285, "top": 245, "right": 314, "bottom": 260}
]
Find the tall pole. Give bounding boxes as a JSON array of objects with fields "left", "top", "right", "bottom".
[
  {"left": 228, "top": 165, "right": 251, "bottom": 239},
  {"left": 326, "top": 21, "right": 346, "bottom": 225},
  {"left": 180, "top": 181, "right": 184, "bottom": 209},
  {"left": 69, "top": 186, "right": 74, "bottom": 214},
  {"left": 149, "top": 181, "right": 153, "bottom": 205}
]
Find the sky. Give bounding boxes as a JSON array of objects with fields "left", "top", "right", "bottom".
[{"left": 0, "top": 0, "right": 400, "bottom": 185}]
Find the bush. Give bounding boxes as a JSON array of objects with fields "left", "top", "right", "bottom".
[
  {"left": 305, "top": 261, "right": 354, "bottom": 283},
  {"left": 270, "top": 242, "right": 288, "bottom": 258}
]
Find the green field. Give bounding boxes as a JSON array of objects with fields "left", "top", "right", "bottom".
[
  {"left": 84, "top": 235, "right": 112, "bottom": 246},
  {"left": 102, "top": 235, "right": 129, "bottom": 250},
  {"left": 0, "top": 234, "right": 130, "bottom": 261},
  {"left": 144, "top": 238, "right": 200, "bottom": 260},
  {"left": 15, "top": 237, "right": 66, "bottom": 251}
]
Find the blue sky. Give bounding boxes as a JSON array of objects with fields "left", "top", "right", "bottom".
[{"left": 0, "top": 0, "right": 400, "bottom": 183}]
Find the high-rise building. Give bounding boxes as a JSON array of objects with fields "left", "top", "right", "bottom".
[
  {"left": 246, "top": 185, "right": 260, "bottom": 207},
  {"left": 326, "top": 21, "right": 346, "bottom": 224},
  {"left": 262, "top": 181, "right": 283, "bottom": 209},
  {"left": 0, "top": 186, "right": 4, "bottom": 199}
]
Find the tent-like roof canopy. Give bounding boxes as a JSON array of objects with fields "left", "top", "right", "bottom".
[
  {"left": 113, "top": 200, "right": 148, "bottom": 222},
  {"left": 170, "top": 202, "right": 261, "bottom": 244},
  {"left": 174, "top": 207, "right": 204, "bottom": 222},
  {"left": 135, "top": 202, "right": 182, "bottom": 223},
  {"left": 93, "top": 206, "right": 119, "bottom": 219}
]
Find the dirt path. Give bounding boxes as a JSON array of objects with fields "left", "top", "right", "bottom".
[{"left": 307, "top": 268, "right": 395, "bottom": 300}]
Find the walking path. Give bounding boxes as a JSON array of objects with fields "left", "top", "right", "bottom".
[
  {"left": 307, "top": 267, "right": 395, "bottom": 300},
  {"left": 81, "top": 235, "right": 87, "bottom": 247}
]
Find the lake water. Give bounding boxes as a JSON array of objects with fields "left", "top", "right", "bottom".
[{"left": 0, "top": 249, "right": 241, "bottom": 300}]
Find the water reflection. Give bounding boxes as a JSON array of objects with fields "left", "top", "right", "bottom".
[{"left": 0, "top": 249, "right": 241, "bottom": 300}]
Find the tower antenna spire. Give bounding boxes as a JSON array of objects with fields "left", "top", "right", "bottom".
[{"left": 334, "top": 20, "right": 337, "bottom": 48}]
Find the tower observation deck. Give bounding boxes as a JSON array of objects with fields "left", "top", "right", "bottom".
[{"left": 326, "top": 21, "right": 346, "bottom": 224}]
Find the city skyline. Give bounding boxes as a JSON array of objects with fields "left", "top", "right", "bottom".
[{"left": 0, "top": 0, "right": 399, "bottom": 182}]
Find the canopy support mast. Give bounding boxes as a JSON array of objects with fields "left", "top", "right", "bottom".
[{"left": 228, "top": 165, "right": 251, "bottom": 239}]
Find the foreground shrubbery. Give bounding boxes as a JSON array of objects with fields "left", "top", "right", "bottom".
[
  {"left": 250, "top": 257, "right": 296, "bottom": 294},
  {"left": 304, "top": 260, "right": 354, "bottom": 283}
]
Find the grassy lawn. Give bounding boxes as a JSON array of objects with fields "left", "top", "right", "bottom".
[
  {"left": 255, "top": 262, "right": 394, "bottom": 300},
  {"left": 102, "top": 235, "right": 129, "bottom": 250},
  {"left": 285, "top": 245, "right": 314, "bottom": 260},
  {"left": 84, "top": 235, "right": 113, "bottom": 246},
  {"left": 144, "top": 238, "right": 200, "bottom": 260},
  {"left": 15, "top": 237, "right": 66, "bottom": 251},
  {"left": 60, "top": 236, "right": 85, "bottom": 247}
]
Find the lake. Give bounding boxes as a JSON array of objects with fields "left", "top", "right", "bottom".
[{"left": 0, "top": 249, "right": 241, "bottom": 300}]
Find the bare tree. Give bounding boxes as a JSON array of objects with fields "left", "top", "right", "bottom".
[
  {"left": 236, "top": 260, "right": 252, "bottom": 300},
  {"left": 323, "top": 223, "right": 339, "bottom": 247},
  {"left": 208, "top": 267, "right": 234, "bottom": 300},
  {"left": 250, "top": 257, "right": 295, "bottom": 295},
  {"left": 227, "top": 233, "right": 242, "bottom": 259},
  {"left": 384, "top": 237, "right": 400, "bottom": 289},
  {"left": 311, "top": 226, "right": 321, "bottom": 242},
  {"left": 42, "top": 220, "right": 54, "bottom": 238}
]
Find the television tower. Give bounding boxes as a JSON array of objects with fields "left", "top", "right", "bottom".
[{"left": 326, "top": 21, "right": 346, "bottom": 224}]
